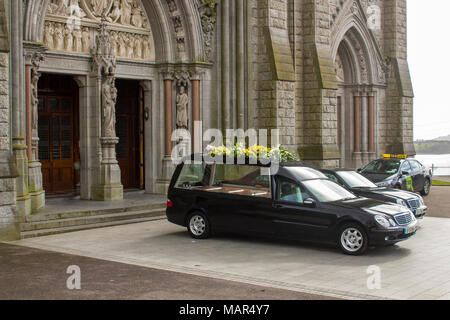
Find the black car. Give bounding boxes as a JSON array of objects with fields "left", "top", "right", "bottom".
[
  {"left": 166, "top": 156, "right": 418, "bottom": 255},
  {"left": 358, "top": 155, "right": 432, "bottom": 196},
  {"left": 320, "top": 169, "right": 427, "bottom": 218}
]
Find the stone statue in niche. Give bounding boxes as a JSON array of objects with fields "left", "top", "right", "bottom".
[
  {"left": 176, "top": 84, "right": 189, "bottom": 129},
  {"left": 73, "top": 28, "right": 83, "bottom": 52},
  {"left": 102, "top": 75, "right": 117, "bottom": 137},
  {"left": 134, "top": 36, "right": 142, "bottom": 59},
  {"left": 44, "top": 23, "right": 55, "bottom": 49},
  {"left": 81, "top": 27, "right": 91, "bottom": 52},
  {"left": 30, "top": 53, "right": 44, "bottom": 132},
  {"left": 120, "top": 0, "right": 133, "bottom": 25},
  {"left": 131, "top": 4, "right": 143, "bottom": 28},
  {"left": 64, "top": 25, "right": 74, "bottom": 51},
  {"left": 54, "top": 24, "right": 64, "bottom": 51},
  {"left": 91, "top": 0, "right": 109, "bottom": 16},
  {"left": 142, "top": 36, "right": 151, "bottom": 59},
  {"left": 108, "top": 0, "right": 122, "bottom": 23}
]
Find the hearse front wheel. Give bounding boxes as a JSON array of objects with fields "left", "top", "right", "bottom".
[
  {"left": 187, "top": 212, "right": 211, "bottom": 239},
  {"left": 337, "top": 223, "right": 368, "bottom": 255}
]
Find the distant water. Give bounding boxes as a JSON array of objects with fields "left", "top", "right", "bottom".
[{"left": 415, "top": 154, "right": 450, "bottom": 176}]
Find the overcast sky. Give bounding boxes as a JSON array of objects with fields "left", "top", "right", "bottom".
[{"left": 408, "top": 0, "right": 450, "bottom": 140}]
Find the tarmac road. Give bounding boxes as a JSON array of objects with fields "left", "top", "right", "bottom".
[
  {"left": 423, "top": 186, "right": 450, "bottom": 218},
  {"left": 0, "top": 243, "right": 335, "bottom": 300}
]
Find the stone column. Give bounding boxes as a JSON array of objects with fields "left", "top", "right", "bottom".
[
  {"left": 157, "top": 73, "right": 175, "bottom": 194},
  {"left": 164, "top": 77, "right": 173, "bottom": 157},
  {"left": 236, "top": 0, "right": 245, "bottom": 129},
  {"left": 361, "top": 90, "right": 369, "bottom": 164},
  {"left": 24, "top": 45, "right": 45, "bottom": 212},
  {"left": 191, "top": 78, "right": 201, "bottom": 154},
  {"left": 353, "top": 93, "right": 362, "bottom": 168},
  {"left": 11, "top": 0, "right": 31, "bottom": 216},
  {"left": 90, "top": 21, "right": 123, "bottom": 201},
  {"left": 368, "top": 93, "right": 375, "bottom": 153},
  {"left": 221, "top": 0, "right": 231, "bottom": 135}
]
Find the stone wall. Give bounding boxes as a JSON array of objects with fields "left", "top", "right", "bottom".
[
  {"left": 382, "top": 0, "right": 415, "bottom": 155},
  {"left": 297, "top": 0, "right": 340, "bottom": 168},
  {"left": 0, "top": 0, "right": 19, "bottom": 240},
  {"left": 249, "top": 0, "right": 296, "bottom": 150}
]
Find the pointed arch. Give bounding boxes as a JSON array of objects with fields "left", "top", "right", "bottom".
[{"left": 331, "top": 7, "right": 384, "bottom": 85}]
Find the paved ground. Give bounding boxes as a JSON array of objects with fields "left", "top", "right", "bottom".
[
  {"left": 8, "top": 217, "right": 450, "bottom": 300},
  {"left": 423, "top": 186, "right": 450, "bottom": 218},
  {"left": 0, "top": 243, "right": 331, "bottom": 300}
]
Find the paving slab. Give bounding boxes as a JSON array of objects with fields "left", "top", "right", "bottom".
[{"left": 9, "top": 216, "right": 450, "bottom": 300}]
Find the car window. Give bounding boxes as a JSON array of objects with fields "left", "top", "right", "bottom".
[
  {"left": 400, "top": 161, "right": 411, "bottom": 173},
  {"left": 302, "top": 179, "right": 357, "bottom": 202},
  {"left": 209, "top": 164, "right": 271, "bottom": 198},
  {"left": 361, "top": 160, "right": 401, "bottom": 175},
  {"left": 175, "top": 162, "right": 209, "bottom": 188},
  {"left": 409, "top": 160, "right": 420, "bottom": 171},
  {"left": 277, "top": 177, "right": 312, "bottom": 204},
  {"left": 324, "top": 173, "right": 340, "bottom": 184},
  {"left": 335, "top": 171, "right": 377, "bottom": 188}
]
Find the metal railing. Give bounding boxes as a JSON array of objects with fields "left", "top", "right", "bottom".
[{"left": 431, "top": 165, "right": 450, "bottom": 176}]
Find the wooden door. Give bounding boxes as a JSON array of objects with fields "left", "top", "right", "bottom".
[
  {"left": 115, "top": 80, "right": 144, "bottom": 189},
  {"left": 38, "top": 74, "right": 79, "bottom": 195}
]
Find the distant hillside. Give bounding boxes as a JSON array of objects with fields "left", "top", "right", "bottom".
[
  {"left": 414, "top": 140, "right": 450, "bottom": 154},
  {"left": 434, "top": 134, "right": 450, "bottom": 141}
]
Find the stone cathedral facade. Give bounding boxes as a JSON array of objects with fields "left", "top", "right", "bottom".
[{"left": 0, "top": 0, "right": 414, "bottom": 240}]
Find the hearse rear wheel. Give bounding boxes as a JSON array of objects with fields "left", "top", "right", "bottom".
[
  {"left": 337, "top": 223, "right": 368, "bottom": 255},
  {"left": 187, "top": 212, "right": 211, "bottom": 239}
]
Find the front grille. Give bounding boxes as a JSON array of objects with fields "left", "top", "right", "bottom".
[
  {"left": 407, "top": 198, "right": 420, "bottom": 210},
  {"left": 394, "top": 212, "right": 413, "bottom": 226}
]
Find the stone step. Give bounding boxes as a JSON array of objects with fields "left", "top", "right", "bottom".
[
  {"left": 20, "top": 208, "right": 166, "bottom": 232},
  {"left": 23, "top": 202, "right": 166, "bottom": 223},
  {"left": 20, "top": 216, "right": 167, "bottom": 239}
]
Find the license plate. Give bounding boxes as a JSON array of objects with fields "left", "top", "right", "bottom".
[{"left": 404, "top": 224, "right": 418, "bottom": 235}]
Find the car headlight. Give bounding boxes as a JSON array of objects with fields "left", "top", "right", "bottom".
[
  {"left": 395, "top": 198, "right": 407, "bottom": 207},
  {"left": 377, "top": 180, "right": 392, "bottom": 187},
  {"left": 375, "top": 215, "right": 391, "bottom": 228}
]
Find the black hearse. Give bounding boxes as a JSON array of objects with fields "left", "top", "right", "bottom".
[{"left": 166, "top": 155, "right": 418, "bottom": 255}]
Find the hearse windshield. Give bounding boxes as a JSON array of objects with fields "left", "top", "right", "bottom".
[
  {"left": 284, "top": 166, "right": 328, "bottom": 181},
  {"left": 336, "top": 171, "right": 378, "bottom": 188},
  {"left": 302, "top": 179, "right": 357, "bottom": 202}
]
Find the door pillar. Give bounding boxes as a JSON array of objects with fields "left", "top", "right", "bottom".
[
  {"left": 24, "top": 45, "right": 46, "bottom": 212},
  {"left": 157, "top": 73, "right": 175, "bottom": 194},
  {"left": 90, "top": 21, "right": 123, "bottom": 201}
]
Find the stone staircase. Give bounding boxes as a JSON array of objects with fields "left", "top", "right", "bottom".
[{"left": 20, "top": 202, "right": 167, "bottom": 239}]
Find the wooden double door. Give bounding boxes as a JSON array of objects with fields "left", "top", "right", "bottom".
[
  {"left": 38, "top": 75, "right": 145, "bottom": 195},
  {"left": 38, "top": 74, "right": 80, "bottom": 195},
  {"left": 115, "top": 79, "right": 145, "bottom": 190}
]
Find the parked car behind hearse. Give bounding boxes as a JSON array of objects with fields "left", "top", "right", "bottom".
[
  {"left": 166, "top": 155, "right": 419, "bottom": 255},
  {"left": 319, "top": 169, "right": 427, "bottom": 219}
]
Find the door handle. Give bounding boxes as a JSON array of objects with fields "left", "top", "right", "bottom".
[{"left": 272, "top": 203, "right": 283, "bottom": 209}]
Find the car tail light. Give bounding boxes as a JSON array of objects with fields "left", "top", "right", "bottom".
[{"left": 167, "top": 198, "right": 173, "bottom": 208}]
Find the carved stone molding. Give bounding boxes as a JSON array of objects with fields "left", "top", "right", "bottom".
[
  {"left": 91, "top": 20, "right": 117, "bottom": 77},
  {"left": 198, "top": 0, "right": 218, "bottom": 62},
  {"left": 44, "top": 0, "right": 155, "bottom": 61},
  {"left": 165, "top": 0, "right": 187, "bottom": 60}
]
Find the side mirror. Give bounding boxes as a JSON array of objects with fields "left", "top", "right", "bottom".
[
  {"left": 303, "top": 198, "right": 316, "bottom": 208},
  {"left": 357, "top": 168, "right": 362, "bottom": 173},
  {"left": 402, "top": 171, "right": 409, "bottom": 176}
]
